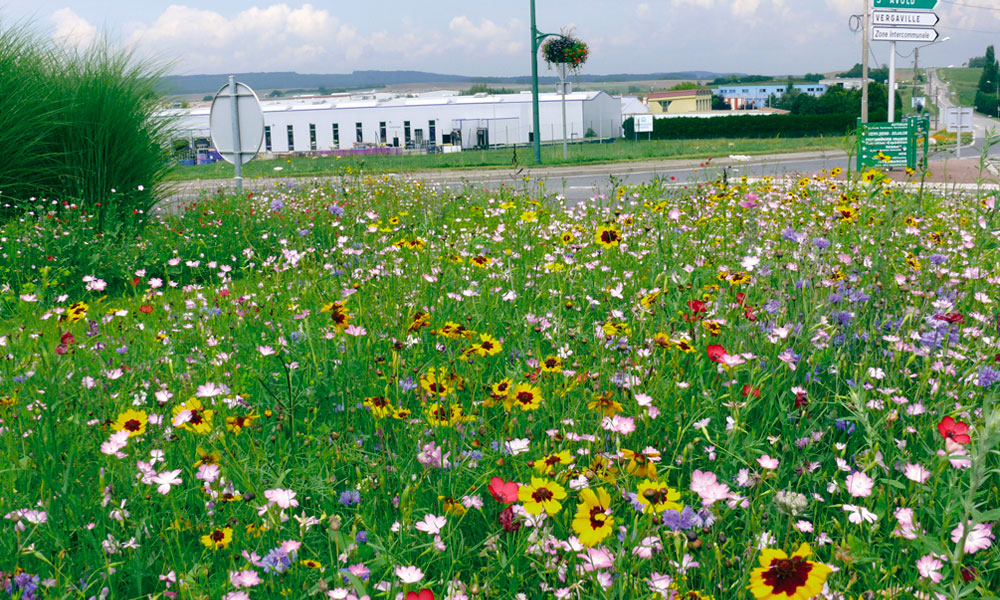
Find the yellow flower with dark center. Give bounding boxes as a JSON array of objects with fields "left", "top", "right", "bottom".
[
  {"left": 541, "top": 355, "right": 563, "bottom": 373},
  {"left": 748, "top": 543, "right": 832, "bottom": 600},
  {"left": 66, "top": 301, "right": 89, "bottom": 323},
  {"left": 172, "top": 398, "right": 214, "bottom": 435},
  {"left": 520, "top": 211, "right": 539, "bottom": 222},
  {"left": 518, "top": 476, "right": 567, "bottom": 515},
  {"left": 0, "top": 396, "right": 15, "bottom": 408},
  {"left": 510, "top": 383, "right": 543, "bottom": 411},
  {"left": 420, "top": 368, "right": 454, "bottom": 398},
  {"left": 728, "top": 271, "right": 751, "bottom": 286},
  {"left": 652, "top": 333, "right": 673, "bottom": 349},
  {"left": 200, "top": 526, "right": 233, "bottom": 550},
  {"left": 544, "top": 262, "right": 566, "bottom": 273},
  {"left": 623, "top": 449, "right": 660, "bottom": 479},
  {"left": 640, "top": 290, "right": 661, "bottom": 311},
  {"left": 473, "top": 333, "right": 502, "bottom": 357},
  {"left": 112, "top": 409, "right": 148, "bottom": 438},
  {"left": 572, "top": 487, "right": 614, "bottom": 547},
  {"left": 406, "top": 239, "right": 427, "bottom": 250},
  {"left": 470, "top": 255, "right": 493, "bottom": 268},
  {"left": 587, "top": 391, "right": 622, "bottom": 417},
  {"left": 906, "top": 252, "right": 922, "bottom": 272},
  {"left": 437, "top": 321, "right": 476, "bottom": 340},
  {"left": 407, "top": 311, "right": 431, "bottom": 333},
  {"left": 225, "top": 413, "right": 257, "bottom": 436},
  {"left": 534, "top": 450, "right": 574, "bottom": 474},
  {"left": 438, "top": 496, "right": 468, "bottom": 516},
  {"left": 594, "top": 224, "right": 622, "bottom": 249},
  {"left": 364, "top": 396, "right": 394, "bottom": 419},
  {"left": 321, "top": 301, "right": 351, "bottom": 330},
  {"left": 300, "top": 559, "right": 322, "bottom": 569},
  {"left": 425, "top": 402, "right": 471, "bottom": 427},
  {"left": 392, "top": 407, "right": 412, "bottom": 420},
  {"left": 560, "top": 231, "right": 575, "bottom": 244},
  {"left": 586, "top": 456, "right": 619, "bottom": 484},
  {"left": 636, "top": 479, "right": 681, "bottom": 514},
  {"left": 602, "top": 320, "right": 631, "bottom": 338},
  {"left": 716, "top": 270, "right": 730, "bottom": 283},
  {"left": 193, "top": 447, "right": 221, "bottom": 468},
  {"left": 674, "top": 339, "right": 695, "bottom": 353},
  {"left": 702, "top": 320, "right": 722, "bottom": 336},
  {"left": 830, "top": 269, "right": 845, "bottom": 282},
  {"left": 904, "top": 216, "right": 918, "bottom": 228},
  {"left": 796, "top": 178, "right": 809, "bottom": 188},
  {"left": 830, "top": 167, "right": 842, "bottom": 177}
]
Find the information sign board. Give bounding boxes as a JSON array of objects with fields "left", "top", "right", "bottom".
[
  {"left": 872, "top": 0, "right": 937, "bottom": 9},
  {"left": 635, "top": 114, "right": 654, "bottom": 133},
  {"left": 857, "top": 116, "right": 929, "bottom": 170}
]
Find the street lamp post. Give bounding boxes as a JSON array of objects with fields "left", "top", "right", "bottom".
[{"left": 529, "top": 0, "right": 568, "bottom": 165}]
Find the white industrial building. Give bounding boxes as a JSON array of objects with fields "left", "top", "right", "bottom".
[{"left": 163, "top": 90, "right": 622, "bottom": 153}]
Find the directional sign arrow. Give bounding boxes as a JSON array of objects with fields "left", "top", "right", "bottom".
[
  {"left": 871, "top": 26, "right": 938, "bottom": 42},
  {"left": 872, "top": 10, "right": 939, "bottom": 27},
  {"left": 873, "top": 0, "right": 937, "bottom": 9}
]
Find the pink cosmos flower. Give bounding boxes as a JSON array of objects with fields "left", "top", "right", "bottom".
[
  {"left": 601, "top": 415, "right": 635, "bottom": 435},
  {"left": 223, "top": 592, "right": 250, "bottom": 600},
  {"left": 264, "top": 488, "right": 299, "bottom": 509},
  {"left": 893, "top": 507, "right": 920, "bottom": 540},
  {"left": 416, "top": 441, "right": 450, "bottom": 469},
  {"left": 951, "top": 521, "right": 995, "bottom": 554},
  {"left": 845, "top": 471, "right": 874, "bottom": 498},
  {"left": 100, "top": 430, "right": 130, "bottom": 456},
  {"left": 690, "top": 470, "right": 730, "bottom": 506},
  {"left": 395, "top": 565, "right": 424, "bottom": 584},
  {"left": 152, "top": 469, "right": 182, "bottom": 495},
  {"left": 345, "top": 324, "right": 367, "bottom": 337},
  {"left": 196, "top": 464, "right": 220, "bottom": 484},
  {"left": 415, "top": 513, "right": 447, "bottom": 535},
  {"left": 230, "top": 570, "right": 262, "bottom": 588},
  {"left": 757, "top": 454, "right": 779, "bottom": 470},
  {"left": 915, "top": 554, "right": 943, "bottom": 582},
  {"left": 902, "top": 463, "right": 931, "bottom": 484},
  {"left": 577, "top": 547, "right": 614, "bottom": 572}
]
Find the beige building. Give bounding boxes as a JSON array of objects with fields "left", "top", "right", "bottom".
[{"left": 646, "top": 89, "right": 712, "bottom": 114}]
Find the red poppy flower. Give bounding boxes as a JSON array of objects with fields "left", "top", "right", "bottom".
[
  {"left": 937, "top": 416, "right": 971, "bottom": 444},
  {"left": 706, "top": 344, "right": 728, "bottom": 363},
  {"left": 735, "top": 292, "right": 746, "bottom": 306},
  {"left": 406, "top": 590, "right": 434, "bottom": 600},
  {"left": 934, "top": 312, "right": 965, "bottom": 325},
  {"left": 687, "top": 300, "right": 706, "bottom": 314},
  {"left": 498, "top": 505, "right": 522, "bottom": 532},
  {"left": 488, "top": 477, "right": 519, "bottom": 504},
  {"left": 742, "top": 384, "right": 761, "bottom": 398},
  {"left": 139, "top": 305, "right": 153, "bottom": 314},
  {"left": 60, "top": 332, "right": 75, "bottom": 346}
]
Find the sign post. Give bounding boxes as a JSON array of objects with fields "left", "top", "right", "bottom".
[
  {"left": 945, "top": 106, "right": 973, "bottom": 159},
  {"left": 210, "top": 77, "right": 264, "bottom": 193},
  {"left": 870, "top": 0, "right": 939, "bottom": 123},
  {"left": 857, "top": 115, "right": 929, "bottom": 171}
]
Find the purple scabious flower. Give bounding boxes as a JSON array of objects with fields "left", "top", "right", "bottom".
[
  {"left": 261, "top": 548, "right": 291, "bottom": 574},
  {"left": 812, "top": 237, "right": 831, "bottom": 251},
  {"left": 339, "top": 490, "right": 361, "bottom": 506},
  {"left": 270, "top": 198, "right": 285, "bottom": 211},
  {"left": 978, "top": 366, "right": 1000, "bottom": 388},
  {"left": 662, "top": 505, "right": 697, "bottom": 531},
  {"left": 329, "top": 204, "right": 345, "bottom": 217}
]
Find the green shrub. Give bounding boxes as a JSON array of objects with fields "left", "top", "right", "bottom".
[{"left": 0, "top": 23, "right": 174, "bottom": 231}]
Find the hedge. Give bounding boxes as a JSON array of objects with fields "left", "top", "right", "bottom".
[{"left": 623, "top": 113, "right": 858, "bottom": 140}]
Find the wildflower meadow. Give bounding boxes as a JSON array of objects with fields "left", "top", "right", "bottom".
[{"left": 0, "top": 168, "right": 998, "bottom": 600}]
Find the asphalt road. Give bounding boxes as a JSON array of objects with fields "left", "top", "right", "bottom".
[{"left": 928, "top": 67, "right": 1000, "bottom": 156}]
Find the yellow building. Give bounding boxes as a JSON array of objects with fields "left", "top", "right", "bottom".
[{"left": 646, "top": 89, "right": 712, "bottom": 114}]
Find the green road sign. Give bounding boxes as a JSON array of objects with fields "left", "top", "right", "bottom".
[
  {"left": 857, "top": 116, "right": 929, "bottom": 171},
  {"left": 873, "top": 0, "right": 937, "bottom": 9}
]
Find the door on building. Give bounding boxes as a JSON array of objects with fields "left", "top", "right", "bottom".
[
  {"left": 476, "top": 128, "right": 489, "bottom": 149},
  {"left": 414, "top": 129, "right": 424, "bottom": 146}
]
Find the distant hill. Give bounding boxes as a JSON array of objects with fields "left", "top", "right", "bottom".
[{"left": 158, "top": 70, "right": 737, "bottom": 95}]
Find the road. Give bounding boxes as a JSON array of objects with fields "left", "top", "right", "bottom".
[{"left": 928, "top": 67, "right": 1000, "bottom": 155}]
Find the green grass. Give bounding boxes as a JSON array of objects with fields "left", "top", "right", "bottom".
[
  {"left": 938, "top": 67, "right": 982, "bottom": 108},
  {"left": 165, "top": 136, "right": 846, "bottom": 181}
]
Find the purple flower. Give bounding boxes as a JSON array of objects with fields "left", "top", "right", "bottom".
[
  {"left": 339, "top": 490, "right": 361, "bottom": 506},
  {"left": 270, "top": 199, "right": 284, "bottom": 211},
  {"left": 662, "top": 505, "right": 697, "bottom": 531},
  {"left": 812, "top": 237, "right": 831, "bottom": 250},
  {"left": 329, "top": 204, "right": 345, "bottom": 217},
  {"left": 978, "top": 366, "right": 1000, "bottom": 388}
]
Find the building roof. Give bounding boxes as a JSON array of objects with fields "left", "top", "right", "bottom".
[{"left": 647, "top": 89, "right": 712, "bottom": 100}]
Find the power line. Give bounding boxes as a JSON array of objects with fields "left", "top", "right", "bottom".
[{"left": 941, "top": 0, "right": 1000, "bottom": 10}]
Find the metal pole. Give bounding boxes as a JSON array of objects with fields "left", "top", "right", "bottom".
[
  {"left": 229, "top": 75, "right": 243, "bottom": 192},
  {"left": 559, "top": 62, "right": 568, "bottom": 159},
  {"left": 888, "top": 42, "right": 896, "bottom": 123},
  {"left": 956, "top": 109, "right": 962, "bottom": 159},
  {"left": 862, "top": 0, "right": 870, "bottom": 123},
  {"left": 530, "top": 0, "right": 542, "bottom": 164}
]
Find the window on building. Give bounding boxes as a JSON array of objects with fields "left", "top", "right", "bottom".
[
  {"left": 404, "top": 120, "right": 411, "bottom": 144},
  {"left": 287, "top": 125, "right": 294, "bottom": 151},
  {"left": 309, "top": 124, "right": 317, "bottom": 151},
  {"left": 428, "top": 120, "right": 436, "bottom": 144},
  {"left": 332, "top": 123, "right": 339, "bottom": 148},
  {"left": 264, "top": 126, "right": 272, "bottom": 152},
  {"left": 356, "top": 122, "right": 363, "bottom": 144},
  {"left": 379, "top": 121, "right": 386, "bottom": 144}
]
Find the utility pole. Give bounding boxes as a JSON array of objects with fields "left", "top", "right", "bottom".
[
  {"left": 862, "top": 0, "right": 870, "bottom": 123},
  {"left": 530, "top": 0, "right": 542, "bottom": 164},
  {"left": 889, "top": 41, "right": 897, "bottom": 122}
]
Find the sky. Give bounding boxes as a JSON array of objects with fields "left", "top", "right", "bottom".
[{"left": 1, "top": 1, "right": 998, "bottom": 77}]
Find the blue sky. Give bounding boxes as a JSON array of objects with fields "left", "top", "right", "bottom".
[{"left": 1, "top": 1, "right": 994, "bottom": 76}]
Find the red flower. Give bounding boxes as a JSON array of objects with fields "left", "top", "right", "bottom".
[
  {"left": 938, "top": 416, "right": 971, "bottom": 444},
  {"left": 139, "top": 305, "right": 154, "bottom": 314},
  {"left": 60, "top": 332, "right": 75, "bottom": 346},
  {"left": 687, "top": 300, "right": 706, "bottom": 314},
  {"left": 498, "top": 505, "right": 522, "bottom": 532},
  {"left": 488, "top": 477, "right": 519, "bottom": 504},
  {"left": 742, "top": 384, "right": 761, "bottom": 398},
  {"left": 406, "top": 590, "right": 434, "bottom": 600},
  {"left": 706, "top": 344, "right": 727, "bottom": 363},
  {"left": 735, "top": 292, "right": 746, "bottom": 306},
  {"left": 934, "top": 312, "right": 965, "bottom": 325}
]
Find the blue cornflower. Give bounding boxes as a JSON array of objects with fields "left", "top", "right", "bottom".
[
  {"left": 763, "top": 299, "right": 781, "bottom": 314},
  {"left": 261, "top": 548, "right": 291, "bottom": 574},
  {"left": 834, "top": 419, "right": 856, "bottom": 434},
  {"left": 329, "top": 204, "right": 345, "bottom": 217},
  {"left": 978, "top": 366, "right": 1000, "bottom": 388},
  {"left": 834, "top": 310, "right": 853, "bottom": 326},
  {"left": 270, "top": 198, "right": 284, "bottom": 211},
  {"left": 289, "top": 331, "right": 304, "bottom": 343},
  {"left": 399, "top": 376, "right": 418, "bottom": 393},
  {"left": 339, "top": 490, "right": 361, "bottom": 506},
  {"left": 928, "top": 253, "right": 947, "bottom": 265},
  {"left": 355, "top": 531, "right": 368, "bottom": 544},
  {"left": 812, "top": 237, "right": 831, "bottom": 250},
  {"left": 662, "top": 505, "right": 697, "bottom": 531}
]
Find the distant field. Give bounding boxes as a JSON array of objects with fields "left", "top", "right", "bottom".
[
  {"left": 938, "top": 67, "right": 981, "bottom": 108},
  {"left": 165, "top": 136, "right": 847, "bottom": 181}
]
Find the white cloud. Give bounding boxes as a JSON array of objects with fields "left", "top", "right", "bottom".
[
  {"left": 636, "top": 3, "right": 651, "bottom": 18},
  {"left": 731, "top": 0, "right": 761, "bottom": 18},
  {"left": 672, "top": 0, "right": 715, "bottom": 7},
  {"left": 51, "top": 8, "right": 99, "bottom": 50},
  {"left": 448, "top": 17, "right": 524, "bottom": 56}
]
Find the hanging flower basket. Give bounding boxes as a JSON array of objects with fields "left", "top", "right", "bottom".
[{"left": 541, "top": 35, "right": 589, "bottom": 74}]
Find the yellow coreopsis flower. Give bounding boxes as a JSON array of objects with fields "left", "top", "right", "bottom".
[
  {"left": 200, "top": 526, "right": 233, "bottom": 550},
  {"left": 518, "top": 476, "right": 567, "bottom": 516},
  {"left": 748, "top": 543, "right": 832, "bottom": 600},
  {"left": 572, "top": 487, "right": 614, "bottom": 547},
  {"left": 112, "top": 409, "right": 148, "bottom": 438},
  {"left": 636, "top": 479, "right": 681, "bottom": 514}
]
